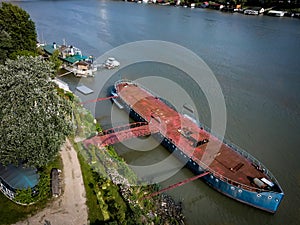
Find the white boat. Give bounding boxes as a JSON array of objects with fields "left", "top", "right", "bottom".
[
  {"left": 104, "top": 57, "right": 120, "bottom": 69},
  {"left": 244, "top": 9, "right": 259, "bottom": 15},
  {"left": 268, "top": 10, "right": 286, "bottom": 17},
  {"left": 244, "top": 7, "right": 264, "bottom": 15}
]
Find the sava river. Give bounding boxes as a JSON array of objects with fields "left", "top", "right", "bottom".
[{"left": 14, "top": 0, "right": 300, "bottom": 224}]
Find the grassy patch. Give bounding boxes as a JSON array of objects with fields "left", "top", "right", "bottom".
[
  {"left": 0, "top": 194, "right": 38, "bottom": 225},
  {"left": 71, "top": 97, "right": 184, "bottom": 224},
  {"left": 76, "top": 148, "right": 105, "bottom": 223},
  {"left": 76, "top": 144, "right": 129, "bottom": 224},
  {"left": 74, "top": 141, "right": 163, "bottom": 225},
  {"left": 72, "top": 100, "right": 98, "bottom": 139}
]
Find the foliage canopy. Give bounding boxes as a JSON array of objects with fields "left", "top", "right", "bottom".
[
  {"left": 0, "top": 56, "right": 73, "bottom": 167},
  {"left": 0, "top": 30, "right": 13, "bottom": 64},
  {"left": 0, "top": 2, "right": 37, "bottom": 63},
  {"left": 49, "top": 49, "right": 62, "bottom": 72}
]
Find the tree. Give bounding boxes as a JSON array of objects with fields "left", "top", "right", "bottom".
[
  {"left": 0, "top": 2, "right": 37, "bottom": 61},
  {"left": 49, "top": 49, "right": 62, "bottom": 73},
  {"left": 0, "top": 56, "right": 73, "bottom": 167},
  {"left": 0, "top": 29, "right": 13, "bottom": 64}
]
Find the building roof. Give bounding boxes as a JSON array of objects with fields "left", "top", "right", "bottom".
[
  {"left": 64, "top": 54, "right": 88, "bottom": 64},
  {"left": 0, "top": 164, "right": 39, "bottom": 190},
  {"left": 43, "top": 44, "right": 88, "bottom": 64}
]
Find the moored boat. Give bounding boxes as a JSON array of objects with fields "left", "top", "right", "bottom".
[
  {"left": 43, "top": 42, "right": 97, "bottom": 77},
  {"left": 112, "top": 79, "right": 284, "bottom": 213},
  {"left": 267, "top": 10, "right": 286, "bottom": 17},
  {"left": 103, "top": 57, "right": 120, "bottom": 69},
  {"left": 111, "top": 89, "right": 124, "bottom": 109}
]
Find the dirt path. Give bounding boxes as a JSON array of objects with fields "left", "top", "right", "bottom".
[{"left": 14, "top": 139, "right": 88, "bottom": 225}]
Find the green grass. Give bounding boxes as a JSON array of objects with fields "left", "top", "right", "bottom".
[
  {"left": 0, "top": 154, "right": 63, "bottom": 225},
  {"left": 0, "top": 193, "right": 39, "bottom": 225},
  {"left": 75, "top": 142, "right": 131, "bottom": 225},
  {"left": 0, "top": 91, "right": 176, "bottom": 225},
  {"left": 76, "top": 148, "right": 105, "bottom": 223}
]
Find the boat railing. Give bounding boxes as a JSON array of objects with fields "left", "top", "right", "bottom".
[
  {"left": 163, "top": 136, "right": 263, "bottom": 192},
  {"left": 115, "top": 79, "right": 134, "bottom": 89},
  {"left": 195, "top": 121, "right": 282, "bottom": 190},
  {"left": 223, "top": 141, "right": 281, "bottom": 189},
  {"left": 116, "top": 79, "right": 163, "bottom": 102},
  {"left": 115, "top": 79, "right": 283, "bottom": 193},
  {"left": 116, "top": 79, "right": 176, "bottom": 116},
  {"left": 198, "top": 160, "right": 264, "bottom": 192},
  {"left": 165, "top": 124, "right": 282, "bottom": 193}
]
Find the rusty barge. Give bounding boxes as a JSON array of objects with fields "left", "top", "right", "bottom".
[{"left": 113, "top": 79, "right": 284, "bottom": 213}]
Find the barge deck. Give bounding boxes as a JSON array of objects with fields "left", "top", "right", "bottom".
[{"left": 114, "top": 79, "right": 284, "bottom": 213}]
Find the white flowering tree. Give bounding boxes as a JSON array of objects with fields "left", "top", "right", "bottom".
[{"left": 0, "top": 56, "right": 73, "bottom": 167}]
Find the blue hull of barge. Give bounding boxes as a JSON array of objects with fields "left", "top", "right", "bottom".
[
  {"left": 117, "top": 96, "right": 284, "bottom": 213},
  {"left": 156, "top": 131, "right": 284, "bottom": 213}
]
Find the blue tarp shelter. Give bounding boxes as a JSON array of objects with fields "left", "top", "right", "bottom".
[{"left": 0, "top": 164, "right": 39, "bottom": 191}]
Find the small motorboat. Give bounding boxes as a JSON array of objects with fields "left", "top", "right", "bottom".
[{"left": 104, "top": 57, "right": 120, "bottom": 69}]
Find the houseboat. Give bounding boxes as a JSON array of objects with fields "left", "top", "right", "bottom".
[{"left": 43, "top": 42, "right": 97, "bottom": 77}]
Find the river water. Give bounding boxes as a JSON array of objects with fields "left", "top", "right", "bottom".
[{"left": 14, "top": 0, "right": 300, "bottom": 224}]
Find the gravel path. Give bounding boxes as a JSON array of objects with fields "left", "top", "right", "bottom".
[{"left": 14, "top": 139, "right": 88, "bottom": 225}]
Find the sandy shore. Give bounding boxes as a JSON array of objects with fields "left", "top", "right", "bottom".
[{"left": 14, "top": 139, "right": 88, "bottom": 225}]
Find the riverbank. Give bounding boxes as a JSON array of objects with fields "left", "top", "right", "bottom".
[
  {"left": 128, "top": 0, "right": 300, "bottom": 18},
  {"left": 16, "top": 0, "right": 300, "bottom": 224},
  {"left": 73, "top": 98, "right": 185, "bottom": 224},
  {"left": 2, "top": 83, "right": 185, "bottom": 225},
  {"left": 13, "top": 139, "right": 88, "bottom": 225}
]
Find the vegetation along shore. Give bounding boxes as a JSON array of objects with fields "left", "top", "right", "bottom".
[
  {"left": 0, "top": 2, "right": 184, "bottom": 224},
  {"left": 128, "top": 0, "right": 300, "bottom": 18}
]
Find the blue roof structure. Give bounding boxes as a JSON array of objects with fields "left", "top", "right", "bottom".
[{"left": 0, "top": 164, "right": 39, "bottom": 190}]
